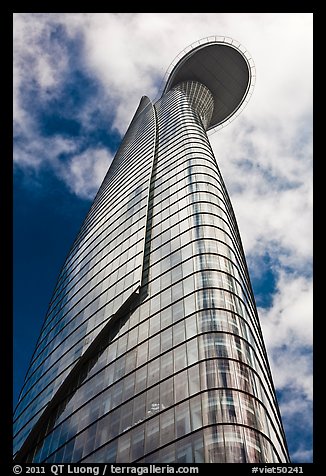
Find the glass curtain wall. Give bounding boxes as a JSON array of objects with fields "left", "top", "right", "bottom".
[
  {"left": 13, "top": 96, "right": 156, "bottom": 456},
  {"left": 14, "top": 81, "right": 289, "bottom": 464}
]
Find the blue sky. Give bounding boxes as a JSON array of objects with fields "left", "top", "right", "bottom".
[{"left": 13, "top": 13, "right": 313, "bottom": 463}]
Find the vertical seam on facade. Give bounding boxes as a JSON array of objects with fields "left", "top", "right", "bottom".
[{"left": 138, "top": 100, "right": 159, "bottom": 296}]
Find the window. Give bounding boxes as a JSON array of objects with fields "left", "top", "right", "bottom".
[
  {"left": 204, "top": 427, "right": 225, "bottom": 463},
  {"left": 160, "top": 351, "right": 173, "bottom": 380},
  {"left": 190, "top": 394, "right": 202, "bottom": 431},
  {"left": 147, "top": 385, "right": 160, "bottom": 417},
  {"left": 185, "top": 315, "right": 197, "bottom": 339},
  {"left": 176, "top": 434, "right": 193, "bottom": 463},
  {"left": 136, "top": 341, "right": 148, "bottom": 368},
  {"left": 133, "top": 394, "right": 146, "bottom": 426},
  {"left": 175, "top": 400, "right": 191, "bottom": 438},
  {"left": 116, "top": 432, "right": 131, "bottom": 463},
  {"left": 160, "top": 407, "right": 175, "bottom": 446},
  {"left": 186, "top": 338, "right": 198, "bottom": 366},
  {"left": 94, "top": 412, "right": 111, "bottom": 448},
  {"left": 109, "top": 407, "right": 121, "bottom": 440},
  {"left": 125, "top": 349, "right": 137, "bottom": 374},
  {"left": 192, "top": 431, "right": 205, "bottom": 463},
  {"left": 145, "top": 415, "right": 160, "bottom": 454},
  {"left": 243, "top": 428, "right": 264, "bottom": 463},
  {"left": 174, "top": 344, "right": 187, "bottom": 372},
  {"left": 184, "top": 294, "right": 196, "bottom": 317},
  {"left": 173, "top": 321, "right": 185, "bottom": 346},
  {"left": 160, "top": 442, "right": 175, "bottom": 463},
  {"left": 147, "top": 359, "right": 160, "bottom": 387},
  {"left": 81, "top": 422, "right": 97, "bottom": 459},
  {"left": 172, "top": 300, "right": 184, "bottom": 322},
  {"left": 135, "top": 366, "right": 147, "bottom": 394},
  {"left": 119, "top": 400, "right": 133, "bottom": 433},
  {"left": 224, "top": 426, "right": 247, "bottom": 463},
  {"left": 131, "top": 425, "right": 145, "bottom": 461},
  {"left": 161, "top": 328, "right": 172, "bottom": 353},
  {"left": 111, "top": 381, "right": 123, "bottom": 408}
]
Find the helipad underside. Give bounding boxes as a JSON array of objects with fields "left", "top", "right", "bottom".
[{"left": 163, "top": 43, "right": 251, "bottom": 130}]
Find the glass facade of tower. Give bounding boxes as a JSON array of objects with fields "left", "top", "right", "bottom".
[{"left": 14, "top": 39, "right": 289, "bottom": 464}]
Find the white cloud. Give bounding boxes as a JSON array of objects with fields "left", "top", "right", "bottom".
[
  {"left": 279, "top": 394, "right": 312, "bottom": 422},
  {"left": 259, "top": 270, "right": 313, "bottom": 398},
  {"left": 13, "top": 133, "right": 112, "bottom": 199},
  {"left": 14, "top": 135, "right": 77, "bottom": 169},
  {"left": 258, "top": 267, "right": 313, "bottom": 462},
  {"left": 13, "top": 12, "right": 313, "bottom": 461},
  {"left": 258, "top": 270, "right": 313, "bottom": 460},
  {"left": 210, "top": 114, "right": 313, "bottom": 272},
  {"left": 13, "top": 13, "right": 69, "bottom": 116},
  {"left": 260, "top": 271, "right": 313, "bottom": 349},
  {"left": 58, "top": 147, "right": 113, "bottom": 199},
  {"left": 13, "top": 13, "right": 115, "bottom": 196},
  {"left": 291, "top": 448, "right": 313, "bottom": 464},
  {"left": 277, "top": 390, "right": 313, "bottom": 463}
]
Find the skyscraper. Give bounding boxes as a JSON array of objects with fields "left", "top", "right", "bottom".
[{"left": 14, "top": 36, "right": 290, "bottom": 463}]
